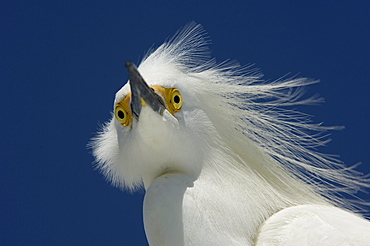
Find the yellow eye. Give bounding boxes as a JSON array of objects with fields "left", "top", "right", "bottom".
[
  {"left": 114, "top": 94, "right": 132, "bottom": 126},
  {"left": 147, "top": 85, "right": 183, "bottom": 115},
  {"left": 114, "top": 106, "right": 130, "bottom": 126},
  {"left": 168, "top": 89, "right": 183, "bottom": 113}
]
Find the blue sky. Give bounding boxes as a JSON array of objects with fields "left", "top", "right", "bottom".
[{"left": 1, "top": 1, "right": 369, "bottom": 245}]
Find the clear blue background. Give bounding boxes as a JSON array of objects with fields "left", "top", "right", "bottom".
[{"left": 1, "top": 1, "right": 369, "bottom": 245}]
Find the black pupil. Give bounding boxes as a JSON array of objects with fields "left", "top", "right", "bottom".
[
  {"left": 118, "top": 110, "right": 125, "bottom": 119},
  {"left": 174, "top": 95, "right": 180, "bottom": 104}
]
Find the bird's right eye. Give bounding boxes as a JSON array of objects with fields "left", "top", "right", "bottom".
[
  {"left": 114, "top": 93, "right": 132, "bottom": 126},
  {"left": 115, "top": 105, "right": 131, "bottom": 126}
]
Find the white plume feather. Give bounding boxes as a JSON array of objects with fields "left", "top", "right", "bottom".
[{"left": 91, "top": 22, "right": 369, "bottom": 214}]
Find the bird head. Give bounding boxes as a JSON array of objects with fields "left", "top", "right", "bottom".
[
  {"left": 91, "top": 33, "right": 222, "bottom": 190},
  {"left": 113, "top": 61, "right": 214, "bottom": 189}
]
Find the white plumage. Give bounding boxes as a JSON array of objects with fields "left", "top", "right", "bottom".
[{"left": 91, "top": 23, "right": 370, "bottom": 245}]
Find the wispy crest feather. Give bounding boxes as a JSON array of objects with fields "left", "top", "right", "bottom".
[
  {"left": 141, "top": 22, "right": 369, "bottom": 209},
  {"left": 92, "top": 22, "right": 369, "bottom": 212}
]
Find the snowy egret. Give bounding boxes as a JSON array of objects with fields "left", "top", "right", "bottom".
[{"left": 91, "top": 23, "right": 370, "bottom": 245}]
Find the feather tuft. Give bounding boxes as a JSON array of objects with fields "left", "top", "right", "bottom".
[{"left": 91, "top": 22, "right": 369, "bottom": 213}]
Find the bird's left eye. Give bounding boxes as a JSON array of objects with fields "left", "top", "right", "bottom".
[
  {"left": 150, "top": 85, "right": 183, "bottom": 115},
  {"left": 168, "top": 89, "right": 183, "bottom": 112}
]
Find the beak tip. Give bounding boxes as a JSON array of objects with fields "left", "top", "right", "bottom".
[{"left": 125, "top": 60, "right": 132, "bottom": 68}]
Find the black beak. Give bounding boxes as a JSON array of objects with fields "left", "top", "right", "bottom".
[{"left": 125, "top": 61, "right": 165, "bottom": 119}]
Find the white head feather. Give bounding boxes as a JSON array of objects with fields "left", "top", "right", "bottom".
[{"left": 91, "top": 22, "right": 369, "bottom": 213}]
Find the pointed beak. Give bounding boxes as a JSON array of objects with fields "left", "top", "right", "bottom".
[{"left": 125, "top": 61, "right": 166, "bottom": 119}]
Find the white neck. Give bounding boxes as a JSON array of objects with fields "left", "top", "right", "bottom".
[{"left": 143, "top": 147, "right": 328, "bottom": 245}]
